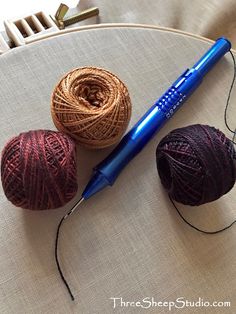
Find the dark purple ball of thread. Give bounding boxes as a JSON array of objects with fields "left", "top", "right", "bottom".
[
  {"left": 156, "top": 124, "right": 236, "bottom": 205},
  {"left": 1, "top": 130, "right": 78, "bottom": 210}
]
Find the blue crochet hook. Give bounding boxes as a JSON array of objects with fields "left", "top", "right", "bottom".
[
  {"left": 61, "top": 37, "right": 231, "bottom": 215},
  {"left": 81, "top": 37, "right": 231, "bottom": 201},
  {"left": 55, "top": 37, "right": 231, "bottom": 300}
]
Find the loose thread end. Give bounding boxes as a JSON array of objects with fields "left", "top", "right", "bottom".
[
  {"left": 169, "top": 195, "right": 236, "bottom": 234},
  {"left": 55, "top": 197, "right": 84, "bottom": 300}
]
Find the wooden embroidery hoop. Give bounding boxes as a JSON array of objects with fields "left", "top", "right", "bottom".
[{"left": 0, "top": 24, "right": 235, "bottom": 313}]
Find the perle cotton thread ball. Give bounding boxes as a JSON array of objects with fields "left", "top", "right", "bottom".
[
  {"left": 156, "top": 124, "right": 236, "bottom": 206},
  {"left": 51, "top": 67, "right": 132, "bottom": 149},
  {"left": 1, "top": 130, "right": 78, "bottom": 210}
]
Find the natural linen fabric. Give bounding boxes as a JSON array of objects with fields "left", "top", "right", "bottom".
[
  {"left": 79, "top": 0, "right": 236, "bottom": 48},
  {"left": 0, "top": 26, "right": 235, "bottom": 313}
]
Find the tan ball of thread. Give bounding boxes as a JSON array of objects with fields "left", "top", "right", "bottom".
[{"left": 51, "top": 67, "right": 132, "bottom": 149}]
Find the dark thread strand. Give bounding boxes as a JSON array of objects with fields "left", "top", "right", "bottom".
[
  {"left": 169, "top": 195, "right": 236, "bottom": 234},
  {"left": 55, "top": 216, "right": 75, "bottom": 301},
  {"left": 224, "top": 51, "right": 236, "bottom": 144},
  {"left": 55, "top": 197, "right": 84, "bottom": 301}
]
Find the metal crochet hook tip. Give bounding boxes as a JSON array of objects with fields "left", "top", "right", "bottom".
[
  {"left": 55, "top": 196, "right": 85, "bottom": 301},
  {"left": 63, "top": 197, "right": 85, "bottom": 220}
]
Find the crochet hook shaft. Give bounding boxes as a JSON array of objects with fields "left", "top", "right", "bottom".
[{"left": 81, "top": 37, "right": 231, "bottom": 200}]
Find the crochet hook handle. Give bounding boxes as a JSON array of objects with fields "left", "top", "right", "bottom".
[{"left": 82, "top": 37, "right": 231, "bottom": 200}]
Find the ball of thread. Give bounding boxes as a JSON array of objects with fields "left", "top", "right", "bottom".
[
  {"left": 1, "top": 130, "right": 78, "bottom": 210},
  {"left": 156, "top": 124, "right": 236, "bottom": 205},
  {"left": 51, "top": 67, "right": 132, "bottom": 149}
]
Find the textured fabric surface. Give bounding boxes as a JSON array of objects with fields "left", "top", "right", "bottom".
[
  {"left": 0, "top": 26, "right": 235, "bottom": 313},
  {"left": 79, "top": 0, "right": 236, "bottom": 48}
]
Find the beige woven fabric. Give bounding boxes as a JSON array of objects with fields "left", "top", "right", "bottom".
[
  {"left": 0, "top": 26, "right": 235, "bottom": 313},
  {"left": 79, "top": 0, "right": 236, "bottom": 47}
]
